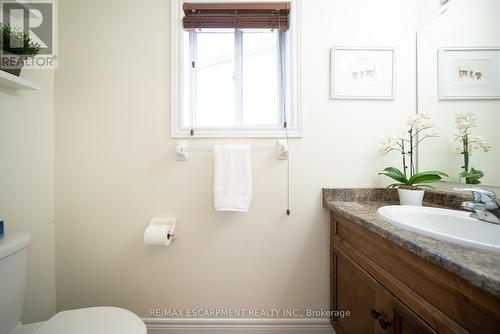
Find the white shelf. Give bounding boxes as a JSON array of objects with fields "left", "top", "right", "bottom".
[{"left": 0, "top": 70, "right": 39, "bottom": 90}]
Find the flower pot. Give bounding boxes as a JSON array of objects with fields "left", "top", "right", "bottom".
[
  {"left": 397, "top": 188, "right": 425, "bottom": 206},
  {"left": 0, "top": 51, "right": 24, "bottom": 77}
]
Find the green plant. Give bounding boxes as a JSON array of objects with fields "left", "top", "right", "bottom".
[
  {"left": 378, "top": 114, "right": 448, "bottom": 189},
  {"left": 454, "top": 113, "right": 492, "bottom": 185},
  {"left": 0, "top": 23, "right": 41, "bottom": 57},
  {"left": 378, "top": 167, "right": 448, "bottom": 189}
]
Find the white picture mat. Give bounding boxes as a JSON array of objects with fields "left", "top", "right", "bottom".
[
  {"left": 438, "top": 48, "right": 500, "bottom": 100},
  {"left": 330, "top": 47, "right": 395, "bottom": 99}
]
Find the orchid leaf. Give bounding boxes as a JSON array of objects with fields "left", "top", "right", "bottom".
[
  {"left": 462, "top": 167, "right": 484, "bottom": 185},
  {"left": 378, "top": 167, "right": 408, "bottom": 184},
  {"left": 408, "top": 170, "right": 448, "bottom": 186}
]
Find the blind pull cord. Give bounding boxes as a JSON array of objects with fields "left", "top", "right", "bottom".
[{"left": 278, "top": 31, "right": 291, "bottom": 216}]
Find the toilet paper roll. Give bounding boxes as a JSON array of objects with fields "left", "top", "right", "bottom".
[{"left": 144, "top": 225, "right": 172, "bottom": 246}]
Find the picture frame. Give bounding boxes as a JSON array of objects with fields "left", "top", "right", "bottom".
[
  {"left": 330, "top": 47, "right": 396, "bottom": 100},
  {"left": 438, "top": 47, "right": 500, "bottom": 100}
]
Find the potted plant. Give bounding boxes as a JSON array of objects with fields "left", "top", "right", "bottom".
[
  {"left": 455, "top": 113, "right": 492, "bottom": 184},
  {"left": 379, "top": 114, "right": 448, "bottom": 206},
  {"left": 0, "top": 23, "right": 41, "bottom": 76}
]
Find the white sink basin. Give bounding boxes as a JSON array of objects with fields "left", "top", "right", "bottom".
[{"left": 377, "top": 205, "right": 500, "bottom": 253}]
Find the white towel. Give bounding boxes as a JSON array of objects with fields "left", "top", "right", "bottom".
[{"left": 213, "top": 145, "right": 252, "bottom": 212}]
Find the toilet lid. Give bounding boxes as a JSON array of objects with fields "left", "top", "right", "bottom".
[{"left": 34, "top": 307, "right": 146, "bottom": 334}]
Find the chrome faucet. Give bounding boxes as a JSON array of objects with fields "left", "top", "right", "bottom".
[{"left": 455, "top": 188, "right": 500, "bottom": 225}]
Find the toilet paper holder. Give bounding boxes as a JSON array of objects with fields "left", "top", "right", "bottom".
[{"left": 150, "top": 218, "right": 176, "bottom": 241}]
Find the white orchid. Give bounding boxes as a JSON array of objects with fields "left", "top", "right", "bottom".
[
  {"left": 379, "top": 114, "right": 438, "bottom": 159},
  {"left": 407, "top": 113, "right": 433, "bottom": 130},
  {"left": 379, "top": 137, "right": 400, "bottom": 156},
  {"left": 454, "top": 113, "right": 492, "bottom": 153},
  {"left": 469, "top": 135, "right": 492, "bottom": 153},
  {"left": 455, "top": 113, "right": 476, "bottom": 134},
  {"left": 379, "top": 114, "right": 444, "bottom": 185},
  {"left": 454, "top": 112, "right": 491, "bottom": 184},
  {"left": 454, "top": 133, "right": 464, "bottom": 141}
]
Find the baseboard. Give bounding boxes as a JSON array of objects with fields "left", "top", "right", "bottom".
[{"left": 143, "top": 318, "right": 335, "bottom": 334}]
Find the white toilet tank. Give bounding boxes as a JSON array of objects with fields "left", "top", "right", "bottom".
[{"left": 0, "top": 233, "right": 32, "bottom": 334}]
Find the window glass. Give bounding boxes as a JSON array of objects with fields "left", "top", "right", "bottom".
[
  {"left": 242, "top": 31, "right": 280, "bottom": 126},
  {"left": 182, "top": 32, "right": 191, "bottom": 128},
  {"left": 195, "top": 32, "right": 235, "bottom": 127}
]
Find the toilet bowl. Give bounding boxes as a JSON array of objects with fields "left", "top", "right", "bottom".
[
  {"left": 0, "top": 233, "right": 146, "bottom": 334},
  {"left": 29, "top": 307, "right": 146, "bottom": 334},
  {"left": 8, "top": 307, "right": 146, "bottom": 334}
]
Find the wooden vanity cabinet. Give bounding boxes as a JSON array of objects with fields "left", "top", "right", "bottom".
[{"left": 330, "top": 213, "right": 500, "bottom": 334}]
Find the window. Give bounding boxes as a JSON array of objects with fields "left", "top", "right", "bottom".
[
  {"left": 189, "top": 30, "right": 282, "bottom": 128},
  {"left": 171, "top": 1, "right": 301, "bottom": 137}
]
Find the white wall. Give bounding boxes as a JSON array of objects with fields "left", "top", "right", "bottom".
[
  {"left": 0, "top": 70, "right": 56, "bottom": 323},
  {"left": 55, "top": 0, "right": 416, "bottom": 318},
  {"left": 418, "top": 0, "right": 441, "bottom": 29},
  {"left": 418, "top": 0, "right": 500, "bottom": 186}
]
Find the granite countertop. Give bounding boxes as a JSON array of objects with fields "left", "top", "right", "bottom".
[{"left": 323, "top": 188, "right": 500, "bottom": 299}]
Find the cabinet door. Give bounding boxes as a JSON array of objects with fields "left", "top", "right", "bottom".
[
  {"left": 334, "top": 254, "right": 380, "bottom": 333},
  {"left": 333, "top": 251, "right": 437, "bottom": 334},
  {"left": 391, "top": 297, "right": 437, "bottom": 334}
]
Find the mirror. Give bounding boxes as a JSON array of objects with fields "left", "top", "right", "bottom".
[{"left": 417, "top": 0, "right": 500, "bottom": 188}]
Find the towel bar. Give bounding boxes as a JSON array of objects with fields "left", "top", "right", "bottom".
[{"left": 175, "top": 140, "right": 289, "bottom": 161}]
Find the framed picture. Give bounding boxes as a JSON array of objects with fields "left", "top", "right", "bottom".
[
  {"left": 330, "top": 47, "right": 396, "bottom": 100},
  {"left": 438, "top": 47, "right": 500, "bottom": 100}
]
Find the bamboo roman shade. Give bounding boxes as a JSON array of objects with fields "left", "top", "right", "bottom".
[{"left": 183, "top": 2, "right": 291, "bottom": 31}]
